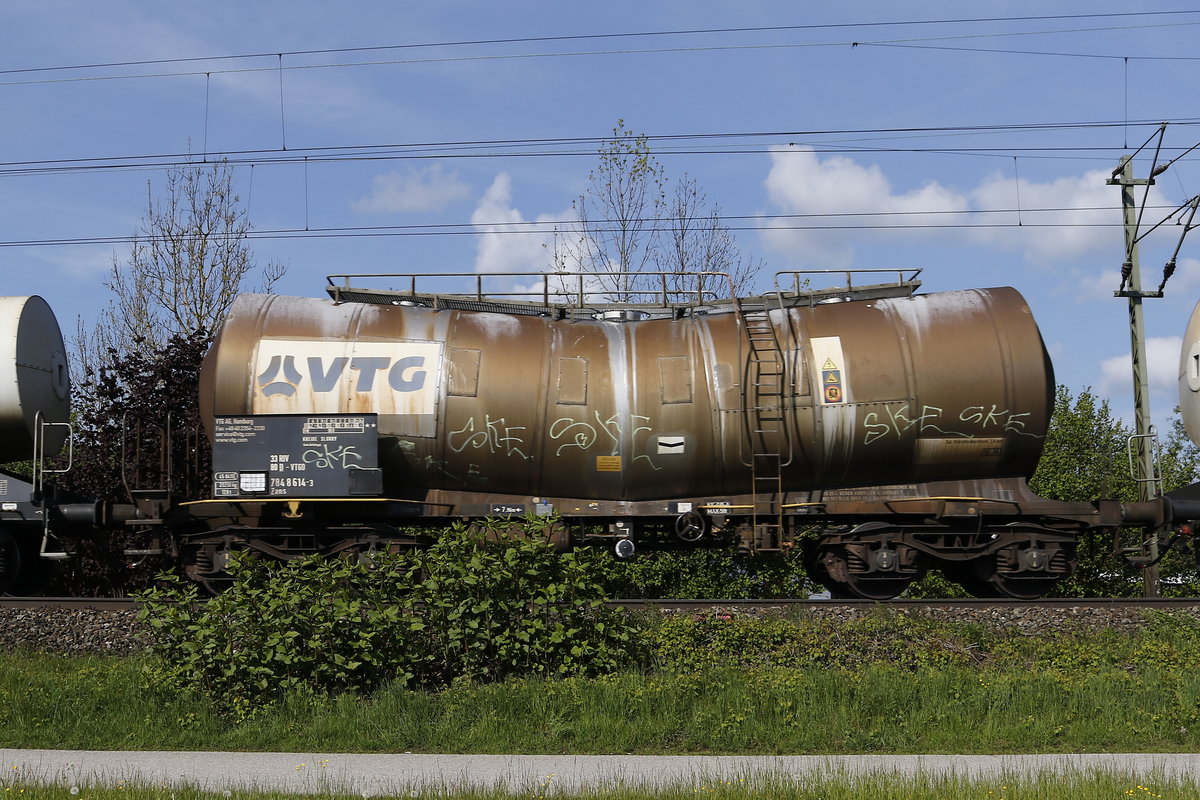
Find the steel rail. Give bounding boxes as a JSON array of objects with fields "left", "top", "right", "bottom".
[
  {"left": 0, "top": 597, "right": 140, "bottom": 610},
  {"left": 2, "top": 596, "right": 1200, "bottom": 612},
  {"left": 607, "top": 597, "right": 1200, "bottom": 610}
]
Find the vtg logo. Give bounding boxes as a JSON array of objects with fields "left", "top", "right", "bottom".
[
  {"left": 252, "top": 339, "right": 442, "bottom": 405},
  {"left": 257, "top": 355, "right": 429, "bottom": 398}
]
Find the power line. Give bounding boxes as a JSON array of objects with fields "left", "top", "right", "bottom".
[
  {"left": 3, "top": 144, "right": 1191, "bottom": 181},
  {"left": 4, "top": 10, "right": 1196, "bottom": 77},
  {"left": 0, "top": 204, "right": 1155, "bottom": 249},
  {"left": 860, "top": 41, "right": 1200, "bottom": 60},
  {"left": 3, "top": 19, "right": 1199, "bottom": 88},
  {"left": 0, "top": 222, "right": 1129, "bottom": 248},
  {"left": 2, "top": 117, "right": 1197, "bottom": 179}
]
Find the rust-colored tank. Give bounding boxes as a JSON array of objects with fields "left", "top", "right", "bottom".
[{"left": 198, "top": 285, "right": 1053, "bottom": 501}]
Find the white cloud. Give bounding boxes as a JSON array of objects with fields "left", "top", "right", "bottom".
[
  {"left": 968, "top": 169, "right": 1118, "bottom": 264},
  {"left": 355, "top": 165, "right": 470, "bottom": 214},
  {"left": 1099, "top": 336, "right": 1183, "bottom": 399},
  {"left": 1072, "top": 257, "right": 1200, "bottom": 309},
  {"left": 30, "top": 246, "right": 113, "bottom": 279},
  {"left": 760, "top": 147, "right": 1175, "bottom": 267},
  {"left": 23, "top": 5, "right": 416, "bottom": 140},
  {"left": 471, "top": 174, "right": 557, "bottom": 275},
  {"left": 1072, "top": 268, "right": 1124, "bottom": 304},
  {"left": 762, "top": 146, "right": 968, "bottom": 265}
]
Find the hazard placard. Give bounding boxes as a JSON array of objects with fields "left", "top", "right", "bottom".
[
  {"left": 596, "top": 455, "right": 622, "bottom": 472},
  {"left": 811, "top": 337, "right": 847, "bottom": 405}
]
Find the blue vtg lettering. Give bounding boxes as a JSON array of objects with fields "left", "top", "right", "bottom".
[{"left": 257, "top": 354, "right": 428, "bottom": 397}]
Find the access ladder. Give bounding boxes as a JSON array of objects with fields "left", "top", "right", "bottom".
[{"left": 736, "top": 303, "right": 792, "bottom": 551}]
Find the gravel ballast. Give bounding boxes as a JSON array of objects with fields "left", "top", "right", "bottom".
[{"left": 1, "top": 601, "right": 1199, "bottom": 656}]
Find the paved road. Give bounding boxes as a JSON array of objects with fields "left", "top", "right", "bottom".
[{"left": 1, "top": 750, "right": 1199, "bottom": 795}]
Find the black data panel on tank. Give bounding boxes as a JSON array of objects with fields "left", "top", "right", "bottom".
[{"left": 212, "top": 414, "right": 382, "bottom": 498}]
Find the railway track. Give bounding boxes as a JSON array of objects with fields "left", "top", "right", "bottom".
[
  {"left": 3, "top": 596, "right": 1200, "bottom": 612},
  {"left": 0, "top": 597, "right": 140, "bottom": 610},
  {"left": 613, "top": 597, "right": 1200, "bottom": 611}
]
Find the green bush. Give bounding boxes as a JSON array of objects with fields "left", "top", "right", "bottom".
[
  {"left": 137, "top": 520, "right": 634, "bottom": 717},
  {"left": 645, "top": 608, "right": 1200, "bottom": 677},
  {"left": 137, "top": 551, "right": 415, "bottom": 719},
  {"left": 645, "top": 610, "right": 990, "bottom": 673},
  {"left": 588, "top": 546, "right": 817, "bottom": 599},
  {"left": 406, "top": 521, "right": 634, "bottom": 684}
]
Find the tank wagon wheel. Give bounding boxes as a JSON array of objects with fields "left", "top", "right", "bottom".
[
  {"left": 0, "top": 529, "right": 54, "bottom": 596},
  {"left": 804, "top": 532, "right": 923, "bottom": 601},
  {"left": 951, "top": 570, "right": 1061, "bottom": 600},
  {"left": 180, "top": 542, "right": 238, "bottom": 596},
  {"left": 674, "top": 509, "right": 708, "bottom": 543},
  {"left": 838, "top": 552, "right": 923, "bottom": 601},
  {"left": 950, "top": 535, "right": 1078, "bottom": 600},
  {"left": 0, "top": 530, "right": 22, "bottom": 594},
  {"left": 958, "top": 568, "right": 1066, "bottom": 601},
  {"left": 9, "top": 553, "right": 53, "bottom": 596}
]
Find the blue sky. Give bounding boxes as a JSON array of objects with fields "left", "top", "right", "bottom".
[{"left": 4, "top": 1, "right": 1200, "bottom": 431}]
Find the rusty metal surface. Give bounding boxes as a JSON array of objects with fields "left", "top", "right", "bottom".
[{"left": 199, "top": 286, "right": 1052, "bottom": 503}]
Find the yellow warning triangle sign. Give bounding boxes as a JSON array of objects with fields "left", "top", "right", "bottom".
[{"left": 822, "top": 358, "right": 838, "bottom": 370}]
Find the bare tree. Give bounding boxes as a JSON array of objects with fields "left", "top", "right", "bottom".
[
  {"left": 551, "top": 121, "right": 760, "bottom": 302},
  {"left": 654, "top": 175, "right": 763, "bottom": 300},
  {"left": 551, "top": 121, "right": 665, "bottom": 302},
  {"left": 86, "top": 160, "right": 284, "bottom": 363}
]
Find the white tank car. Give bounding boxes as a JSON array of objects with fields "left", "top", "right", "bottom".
[
  {"left": 1182, "top": 301, "right": 1200, "bottom": 445},
  {"left": 0, "top": 296, "right": 70, "bottom": 463}
]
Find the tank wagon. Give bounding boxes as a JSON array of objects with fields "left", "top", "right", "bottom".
[
  {"left": 10, "top": 272, "right": 1200, "bottom": 599},
  {"left": 124, "top": 269, "right": 1195, "bottom": 599},
  {"left": 0, "top": 296, "right": 116, "bottom": 593}
]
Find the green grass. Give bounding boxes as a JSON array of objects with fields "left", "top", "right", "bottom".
[
  {"left": 2, "top": 652, "right": 1200, "bottom": 755},
  {"left": 2, "top": 771, "right": 1195, "bottom": 799}
]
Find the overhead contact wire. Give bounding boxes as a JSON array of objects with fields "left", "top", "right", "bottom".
[{"left": 3, "top": 9, "right": 1195, "bottom": 77}]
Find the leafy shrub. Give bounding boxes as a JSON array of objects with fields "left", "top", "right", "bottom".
[
  {"left": 588, "top": 546, "right": 817, "bottom": 599},
  {"left": 645, "top": 608, "right": 1200, "bottom": 678},
  {"left": 405, "top": 521, "right": 633, "bottom": 684},
  {"left": 137, "top": 552, "right": 415, "bottom": 719},
  {"left": 137, "top": 520, "right": 633, "bottom": 717},
  {"left": 646, "top": 610, "right": 986, "bottom": 673}
]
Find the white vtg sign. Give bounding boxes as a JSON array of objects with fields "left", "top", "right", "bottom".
[{"left": 252, "top": 338, "right": 443, "bottom": 416}]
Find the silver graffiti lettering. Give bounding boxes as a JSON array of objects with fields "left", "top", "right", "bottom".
[
  {"left": 862, "top": 404, "right": 945, "bottom": 445},
  {"left": 865, "top": 402, "right": 1046, "bottom": 445},
  {"left": 549, "top": 417, "right": 598, "bottom": 457},
  {"left": 1005, "top": 412, "right": 1032, "bottom": 433},
  {"left": 549, "top": 413, "right": 660, "bottom": 469},
  {"left": 448, "top": 414, "right": 530, "bottom": 460},
  {"left": 863, "top": 412, "right": 890, "bottom": 446},
  {"left": 302, "top": 444, "right": 362, "bottom": 470}
]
